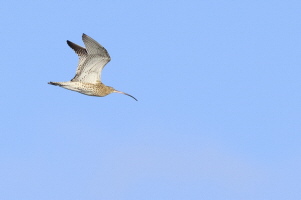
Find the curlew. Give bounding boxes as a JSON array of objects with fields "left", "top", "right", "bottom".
[{"left": 48, "top": 33, "right": 137, "bottom": 101}]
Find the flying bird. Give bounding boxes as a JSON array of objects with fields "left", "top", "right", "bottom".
[{"left": 48, "top": 33, "right": 137, "bottom": 101}]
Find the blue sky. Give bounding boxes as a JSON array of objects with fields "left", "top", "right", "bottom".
[{"left": 1, "top": 1, "right": 301, "bottom": 199}]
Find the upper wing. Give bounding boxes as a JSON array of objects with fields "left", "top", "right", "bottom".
[
  {"left": 71, "top": 55, "right": 109, "bottom": 83},
  {"left": 68, "top": 34, "right": 111, "bottom": 83},
  {"left": 66, "top": 40, "right": 88, "bottom": 81},
  {"left": 82, "top": 33, "right": 111, "bottom": 58}
]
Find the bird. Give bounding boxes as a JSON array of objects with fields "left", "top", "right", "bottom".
[{"left": 48, "top": 33, "right": 137, "bottom": 101}]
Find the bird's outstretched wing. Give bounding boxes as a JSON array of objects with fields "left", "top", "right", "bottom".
[
  {"left": 67, "top": 40, "right": 88, "bottom": 81},
  {"left": 69, "top": 33, "right": 111, "bottom": 83}
]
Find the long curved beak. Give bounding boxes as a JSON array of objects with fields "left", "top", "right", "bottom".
[{"left": 114, "top": 90, "right": 138, "bottom": 101}]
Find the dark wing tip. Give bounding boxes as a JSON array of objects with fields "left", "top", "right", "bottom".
[
  {"left": 82, "top": 33, "right": 88, "bottom": 39},
  {"left": 66, "top": 40, "right": 73, "bottom": 49},
  {"left": 82, "top": 33, "right": 94, "bottom": 43},
  {"left": 66, "top": 40, "right": 87, "bottom": 56}
]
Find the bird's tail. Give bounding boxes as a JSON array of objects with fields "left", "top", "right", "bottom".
[{"left": 48, "top": 82, "right": 61, "bottom": 86}]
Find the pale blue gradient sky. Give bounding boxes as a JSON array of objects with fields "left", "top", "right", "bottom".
[{"left": 1, "top": 1, "right": 301, "bottom": 199}]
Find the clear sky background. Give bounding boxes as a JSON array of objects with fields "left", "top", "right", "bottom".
[{"left": 1, "top": 1, "right": 301, "bottom": 199}]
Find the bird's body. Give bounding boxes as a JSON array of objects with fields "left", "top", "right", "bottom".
[
  {"left": 48, "top": 81, "right": 114, "bottom": 97},
  {"left": 48, "top": 33, "right": 137, "bottom": 101}
]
